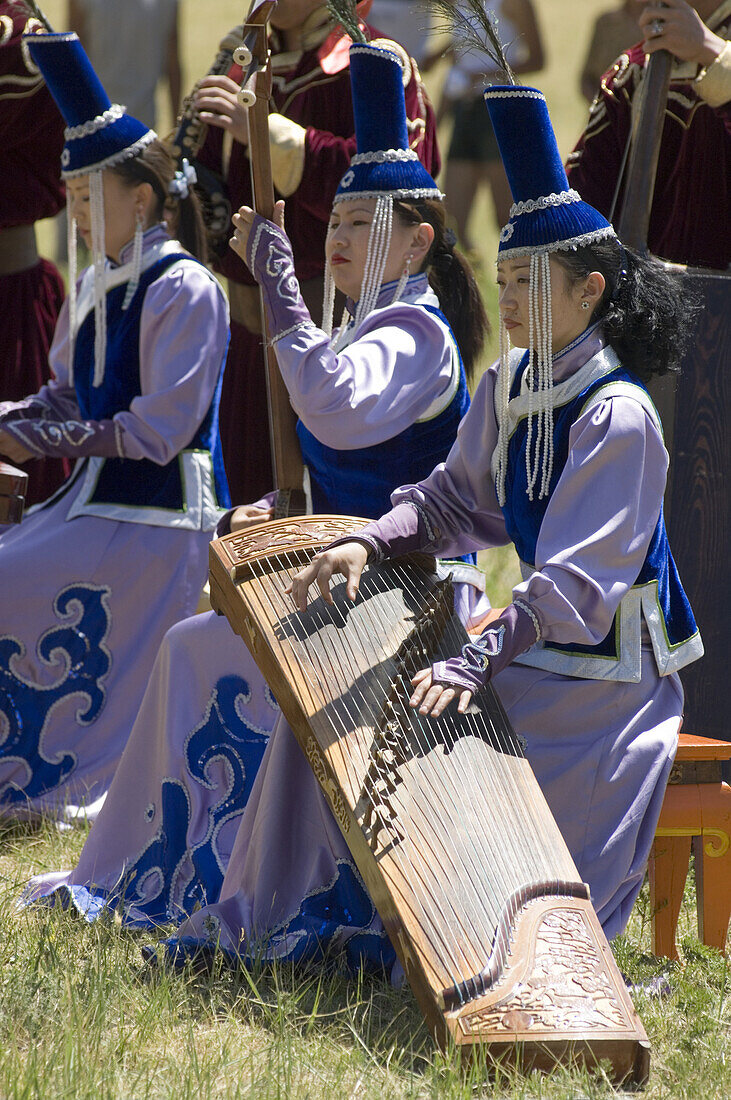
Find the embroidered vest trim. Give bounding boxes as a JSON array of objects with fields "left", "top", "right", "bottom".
[{"left": 497, "top": 348, "right": 702, "bottom": 682}]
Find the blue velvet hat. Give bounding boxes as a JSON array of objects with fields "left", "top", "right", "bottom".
[
  {"left": 24, "top": 31, "right": 156, "bottom": 178},
  {"left": 483, "top": 86, "right": 615, "bottom": 258},
  {"left": 334, "top": 41, "right": 441, "bottom": 204}
]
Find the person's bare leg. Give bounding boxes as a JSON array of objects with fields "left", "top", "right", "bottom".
[
  {"left": 443, "top": 159, "right": 481, "bottom": 251},
  {"left": 485, "top": 162, "right": 513, "bottom": 229}
]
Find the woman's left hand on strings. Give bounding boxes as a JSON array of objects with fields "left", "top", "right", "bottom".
[
  {"left": 0, "top": 430, "right": 33, "bottom": 465},
  {"left": 409, "top": 667, "right": 474, "bottom": 718},
  {"left": 229, "top": 200, "right": 286, "bottom": 263}
]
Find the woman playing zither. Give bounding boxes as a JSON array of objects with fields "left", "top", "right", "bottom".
[
  {"left": 22, "top": 41, "right": 489, "bottom": 931},
  {"left": 291, "top": 86, "right": 704, "bottom": 942}
]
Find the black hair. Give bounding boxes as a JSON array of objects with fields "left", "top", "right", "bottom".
[
  {"left": 111, "top": 140, "right": 208, "bottom": 264},
  {"left": 552, "top": 238, "right": 695, "bottom": 382},
  {"left": 393, "top": 199, "right": 489, "bottom": 382}
]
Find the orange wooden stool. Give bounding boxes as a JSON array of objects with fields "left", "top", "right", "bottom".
[{"left": 648, "top": 734, "right": 731, "bottom": 959}]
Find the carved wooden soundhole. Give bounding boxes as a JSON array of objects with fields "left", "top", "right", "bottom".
[
  {"left": 459, "top": 909, "right": 628, "bottom": 1035},
  {"left": 223, "top": 516, "right": 367, "bottom": 566}
]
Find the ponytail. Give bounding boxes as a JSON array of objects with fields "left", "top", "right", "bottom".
[
  {"left": 394, "top": 200, "right": 489, "bottom": 382},
  {"left": 111, "top": 139, "right": 208, "bottom": 264},
  {"left": 553, "top": 239, "right": 696, "bottom": 382}
]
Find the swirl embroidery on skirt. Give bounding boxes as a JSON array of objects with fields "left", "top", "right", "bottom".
[
  {"left": 0, "top": 583, "right": 112, "bottom": 804},
  {"left": 97, "top": 674, "right": 274, "bottom": 924}
]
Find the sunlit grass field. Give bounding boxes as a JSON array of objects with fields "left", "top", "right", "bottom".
[
  {"left": 13, "top": 4, "right": 730, "bottom": 1097},
  {"left": 2, "top": 813, "right": 730, "bottom": 1099}
]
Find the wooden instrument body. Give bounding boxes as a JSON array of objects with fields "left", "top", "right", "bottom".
[
  {"left": 0, "top": 461, "right": 28, "bottom": 525},
  {"left": 209, "top": 516, "right": 649, "bottom": 1082}
]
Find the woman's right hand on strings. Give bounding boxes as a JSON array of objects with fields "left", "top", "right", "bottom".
[{"left": 288, "top": 541, "right": 369, "bottom": 611}]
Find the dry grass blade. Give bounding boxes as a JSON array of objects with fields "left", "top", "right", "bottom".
[
  {"left": 426, "top": 0, "right": 517, "bottom": 85},
  {"left": 326, "top": 0, "right": 369, "bottom": 45}
]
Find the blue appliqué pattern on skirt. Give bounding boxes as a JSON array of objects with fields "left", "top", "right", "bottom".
[
  {"left": 0, "top": 583, "right": 112, "bottom": 805},
  {"left": 157, "top": 859, "right": 396, "bottom": 976},
  {"left": 72, "top": 674, "right": 272, "bottom": 926}
]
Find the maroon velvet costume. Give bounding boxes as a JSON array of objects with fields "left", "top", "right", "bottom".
[
  {"left": 0, "top": 2, "right": 69, "bottom": 504},
  {"left": 566, "top": 18, "right": 731, "bottom": 271},
  {"left": 196, "top": 20, "right": 440, "bottom": 503}
]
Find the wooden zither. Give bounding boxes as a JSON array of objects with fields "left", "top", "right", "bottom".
[
  {"left": 209, "top": 515, "right": 650, "bottom": 1083},
  {"left": 0, "top": 461, "right": 28, "bottom": 525}
]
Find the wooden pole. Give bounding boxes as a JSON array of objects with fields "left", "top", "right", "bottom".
[
  {"left": 616, "top": 50, "right": 672, "bottom": 250},
  {"left": 239, "top": 0, "right": 306, "bottom": 516}
]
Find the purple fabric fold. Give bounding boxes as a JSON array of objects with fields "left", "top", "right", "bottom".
[
  {"left": 350, "top": 501, "right": 427, "bottom": 559},
  {"left": 247, "top": 215, "right": 316, "bottom": 343},
  {"left": 431, "top": 603, "right": 540, "bottom": 693}
]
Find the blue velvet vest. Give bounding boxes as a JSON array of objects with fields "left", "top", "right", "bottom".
[
  {"left": 69, "top": 254, "right": 229, "bottom": 525},
  {"left": 501, "top": 351, "right": 701, "bottom": 681},
  {"left": 296, "top": 306, "right": 470, "bottom": 521}
]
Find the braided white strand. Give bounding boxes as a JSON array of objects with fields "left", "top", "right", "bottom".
[
  {"left": 321, "top": 261, "right": 335, "bottom": 338},
  {"left": 66, "top": 197, "right": 78, "bottom": 384},
  {"left": 90, "top": 170, "right": 107, "bottom": 388},
  {"left": 540, "top": 253, "right": 555, "bottom": 498},
  {"left": 537, "top": 253, "right": 548, "bottom": 497},
  {"left": 121, "top": 214, "right": 144, "bottom": 311},
  {"left": 353, "top": 195, "right": 393, "bottom": 330},
  {"left": 495, "top": 314, "right": 511, "bottom": 506},
  {"left": 391, "top": 253, "right": 412, "bottom": 306},
  {"left": 368, "top": 196, "right": 393, "bottom": 315},
  {"left": 331, "top": 305, "right": 351, "bottom": 352},
  {"left": 525, "top": 253, "right": 538, "bottom": 500},
  {"left": 352, "top": 199, "right": 380, "bottom": 330}
]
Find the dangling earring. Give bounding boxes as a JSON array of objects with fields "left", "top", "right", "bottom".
[
  {"left": 122, "top": 208, "right": 144, "bottom": 311},
  {"left": 392, "top": 253, "right": 413, "bottom": 304}
]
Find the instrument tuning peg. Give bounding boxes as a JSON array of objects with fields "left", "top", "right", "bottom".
[
  {"left": 237, "top": 86, "right": 257, "bottom": 108},
  {"left": 233, "top": 45, "right": 253, "bottom": 67}
]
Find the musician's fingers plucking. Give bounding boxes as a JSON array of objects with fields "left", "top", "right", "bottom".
[
  {"left": 410, "top": 667, "right": 473, "bottom": 716},
  {"left": 288, "top": 543, "right": 367, "bottom": 611}
]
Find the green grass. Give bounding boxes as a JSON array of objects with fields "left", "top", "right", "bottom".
[
  {"left": 16, "top": 5, "right": 729, "bottom": 1097},
  {"left": 1, "top": 815, "right": 730, "bottom": 1098}
]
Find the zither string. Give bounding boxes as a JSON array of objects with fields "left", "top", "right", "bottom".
[{"left": 245, "top": 551, "right": 474, "bottom": 987}]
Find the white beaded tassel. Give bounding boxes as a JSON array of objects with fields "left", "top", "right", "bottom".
[
  {"left": 391, "top": 252, "right": 412, "bottom": 306},
  {"left": 330, "top": 305, "right": 351, "bottom": 353},
  {"left": 525, "top": 251, "right": 555, "bottom": 501},
  {"left": 524, "top": 252, "right": 539, "bottom": 499},
  {"left": 353, "top": 195, "right": 392, "bottom": 331},
  {"left": 538, "top": 252, "right": 554, "bottom": 498},
  {"left": 66, "top": 196, "right": 78, "bottom": 384},
  {"left": 494, "top": 314, "right": 512, "bottom": 506},
  {"left": 321, "top": 260, "right": 336, "bottom": 338},
  {"left": 121, "top": 212, "right": 144, "bottom": 311},
  {"left": 89, "top": 170, "right": 108, "bottom": 387}
]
